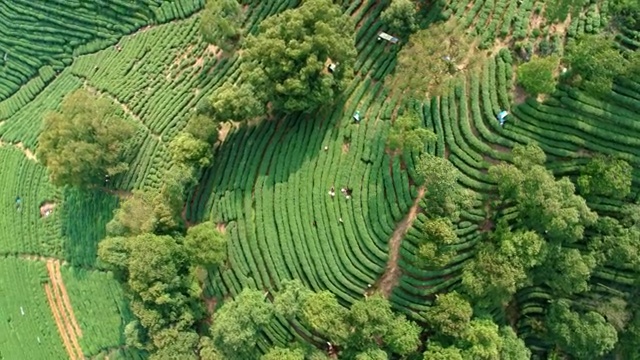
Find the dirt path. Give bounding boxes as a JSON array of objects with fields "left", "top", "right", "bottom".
[
  {"left": 370, "top": 187, "right": 426, "bottom": 298},
  {"left": 100, "top": 187, "right": 132, "bottom": 200},
  {"left": 44, "top": 259, "right": 83, "bottom": 360},
  {"left": 0, "top": 140, "right": 38, "bottom": 161}
]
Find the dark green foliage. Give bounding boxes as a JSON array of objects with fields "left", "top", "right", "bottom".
[
  {"left": 37, "top": 89, "right": 135, "bottom": 188},
  {"left": 516, "top": 56, "right": 559, "bottom": 95},
  {"left": 183, "top": 222, "right": 227, "bottom": 267},
  {"left": 566, "top": 35, "right": 626, "bottom": 96},
  {"left": 578, "top": 155, "right": 633, "bottom": 199},
  {"left": 243, "top": 0, "right": 356, "bottom": 113},
  {"left": 381, "top": 0, "right": 417, "bottom": 37},
  {"left": 388, "top": 110, "right": 436, "bottom": 154},
  {"left": 200, "top": 0, "right": 244, "bottom": 52},
  {"left": 546, "top": 300, "right": 618, "bottom": 359},
  {"left": 209, "top": 82, "right": 265, "bottom": 122}
]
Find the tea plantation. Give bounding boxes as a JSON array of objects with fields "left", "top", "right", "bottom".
[{"left": 1, "top": 0, "right": 640, "bottom": 359}]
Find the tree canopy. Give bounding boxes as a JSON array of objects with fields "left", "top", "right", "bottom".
[
  {"left": 37, "top": 89, "right": 135, "bottom": 187},
  {"left": 546, "top": 300, "right": 618, "bottom": 359},
  {"left": 209, "top": 82, "right": 265, "bottom": 122},
  {"left": 565, "top": 35, "right": 626, "bottom": 95},
  {"left": 578, "top": 154, "right": 633, "bottom": 199},
  {"left": 380, "top": 0, "right": 417, "bottom": 37},
  {"left": 199, "top": 0, "right": 244, "bottom": 52},
  {"left": 242, "top": 0, "right": 356, "bottom": 113},
  {"left": 516, "top": 55, "right": 559, "bottom": 95},
  {"left": 387, "top": 110, "right": 436, "bottom": 154}
]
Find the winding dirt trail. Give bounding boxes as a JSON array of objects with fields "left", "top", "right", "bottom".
[
  {"left": 372, "top": 187, "right": 425, "bottom": 298},
  {"left": 44, "top": 259, "right": 83, "bottom": 360}
]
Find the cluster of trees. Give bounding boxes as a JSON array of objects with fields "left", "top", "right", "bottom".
[
  {"left": 37, "top": 89, "right": 136, "bottom": 188},
  {"left": 212, "top": 281, "right": 421, "bottom": 359},
  {"left": 200, "top": 0, "right": 357, "bottom": 116}
]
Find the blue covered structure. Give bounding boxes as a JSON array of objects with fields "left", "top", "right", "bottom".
[{"left": 497, "top": 110, "right": 508, "bottom": 126}]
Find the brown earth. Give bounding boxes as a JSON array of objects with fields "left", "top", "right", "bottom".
[
  {"left": 45, "top": 259, "right": 83, "bottom": 360},
  {"left": 370, "top": 187, "right": 426, "bottom": 298}
]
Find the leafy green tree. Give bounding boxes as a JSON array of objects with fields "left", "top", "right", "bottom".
[
  {"left": 106, "top": 191, "right": 157, "bottom": 236},
  {"left": 590, "top": 217, "right": 640, "bottom": 270},
  {"left": 209, "top": 82, "right": 265, "bottom": 122},
  {"left": 423, "top": 342, "right": 463, "bottom": 360},
  {"left": 423, "top": 291, "right": 472, "bottom": 338},
  {"left": 198, "top": 336, "right": 223, "bottom": 360},
  {"left": 301, "top": 291, "right": 349, "bottom": 343},
  {"left": 274, "top": 279, "right": 313, "bottom": 319},
  {"left": 566, "top": 35, "right": 626, "bottom": 95},
  {"left": 185, "top": 114, "right": 219, "bottom": 144},
  {"left": 459, "top": 319, "right": 504, "bottom": 359},
  {"left": 616, "top": 310, "right": 640, "bottom": 359},
  {"left": 463, "top": 226, "right": 546, "bottom": 306},
  {"left": 355, "top": 348, "right": 388, "bottom": 360},
  {"left": 546, "top": 300, "right": 618, "bottom": 359},
  {"left": 417, "top": 217, "right": 458, "bottom": 267},
  {"left": 262, "top": 346, "right": 305, "bottom": 360},
  {"left": 489, "top": 143, "right": 597, "bottom": 243},
  {"left": 516, "top": 56, "right": 559, "bottom": 95},
  {"left": 346, "top": 294, "right": 420, "bottom": 356},
  {"left": 183, "top": 222, "right": 227, "bottom": 267},
  {"left": 243, "top": 0, "right": 356, "bottom": 113},
  {"left": 416, "top": 153, "right": 473, "bottom": 218},
  {"left": 169, "top": 132, "right": 212, "bottom": 168},
  {"left": 536, "top": 246, "right": 596, "bottom": 296},
  {"left": 380, "top": 0, "right": 417, "bottom": 37},
  {"left": 200, "top": 0, "right": 244, "bottom": 51},
  {"left": 578, "top": 155, "right": 633, "bottom": 199},
  {"left": 150, "top": 327, "right": 199, "bottom": 360},
  {"left": 499, "top": 326, "right": 531, "bottom": 360},
  {"left": 387, "top": 110, "right": 436, "bottom": 154},
  {"left": 211, "top": 289, "right": 274, "bottom": 360},
  {"left": 37, "top": 89, "right": 135, "bottom": 187}
]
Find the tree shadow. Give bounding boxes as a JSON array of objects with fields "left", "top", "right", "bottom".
[{"left": 61, "top": 187, "right": 119, "bottom": 268}]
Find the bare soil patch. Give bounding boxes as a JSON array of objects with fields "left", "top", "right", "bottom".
[
  {"left": 40, "top": 202, "right": 56, "bottom": 218},
  {"left": 45, "top": 259, "right": 83, "bottom": 360},
  {"left": 14, "top": 142, "right": 36, "bottom": 161},
  {"left": 369, "top": 187, "right": 426, "bottom": 298},
  {"left": 216, "top": 222, "right": 227, "bottom": 234},
  {"left": 514, "top": 84, "right": 528, "bottom": 105},
  {"left": 342, "top": 142, "right": 350, "bottom": 154}
]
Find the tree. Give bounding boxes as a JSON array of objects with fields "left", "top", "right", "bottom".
[
  {"left": 546, "top": 300, "right": 618, "bottom": 359},
  {"left": 243, "top": 0, "right": 356, "bottom": 113},
  {"left": 459, "top": 319, "right": 504, "bottom": 359},
  {"left": 169, "top": 132, "right": 212, "bottom": 169},
  {"left": 565, "top": 35, "right": 626, "bottom": 95},
  {"left": 346, "top": 294, "right": 420, "bottom": 356},
  {"left": 273, "top": 279, "right": 313, "bottom": 319},
  {"left": 423, "top": 291, "right": 472, "bottom": 338},
  {"left": 416, "top": 153, "right": 473, "bottom": 218},
  {"left": 577, "top": 155, "right": 632, "bottom": 199},
  {"left": 388, "top": 110, "right": 436, "bottom": 154},
  {"left": 380, "top": 0, "right": 417, "bottom": 37},
  {"left": 262, "top": 347, "right": 305, "bottom": 360},
  {"left": 354, "top": 348, "right": 388, "bottom": 360},
  {"left": 183, "top": 222, "right": 227, "bottom": 267},
  {"left": 535, "top": 246, "right": 596, "bottom": 296},
  {"left": 106, "top": 191, "right": 157, "bottom": 236},
  {"left": 185, "top": 114, "right": 218, "bottom": 144},
  {"left": 211, "top": 289, "right": 274, "bottom": 360},
  {"left": 416, "top": 217, "right": 459, "bottom": 267},
  {"left": 516, "top": 56, "right": 559, "bottom": 95},
  {"left": 37, "top": 89, "right": 135, "bottom": 187},
  {"left": 150, "top": 327, "right": 199, "bottom": 360},
  {"left": 590, "top": 216, "right": 640, "bottom": 270},
  {"left": 423, "top": 342, "right": 463, "bottom": 360},
  {"left": 489, "top": 144, "right": 597, "bottom": 244},
  {"left": 209, "top": 82, "right": 265, "bottom": 122},
  {"left": 200, "top": 0, "right": 244, "bottom": 52},
  {"left": 499, "top": 326, "right": 531, "bottom": 360},
  {"left": 301, "top": 291, "right": 349, "bottom": 343}
]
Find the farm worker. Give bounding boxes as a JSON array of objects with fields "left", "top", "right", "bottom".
[
  {"left": 339, "top": 217, "right": 343, "bottom": 223},
  {"left": 15, "top": 196, "right": 21, "bottom": 210},
  {"left": 329, "top": 186, "right": 335, "bottom": 197}
]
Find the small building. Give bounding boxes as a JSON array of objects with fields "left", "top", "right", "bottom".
[
  {"left": 328, "top": 63, "right": 337, "bottom": 73},
  {"left": 377, "top": 32, "right": 399, "bottom": 44}
]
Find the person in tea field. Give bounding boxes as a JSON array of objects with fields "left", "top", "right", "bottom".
[{"left": 15, "top": 196, "right": 21, "bottom": 212}]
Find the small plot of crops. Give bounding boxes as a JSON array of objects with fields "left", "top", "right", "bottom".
[
  {"left": 60, "top": 266, "right": 131, "bottom": 356},
  {"left": 0, "top": 257, "right": 67, "bottom": 360},
  {"left": 0, "top": 147, "right": 61, "bottom": 256},
  {"left": 0, "top": 0, "right": 204, "bottom": 102}
]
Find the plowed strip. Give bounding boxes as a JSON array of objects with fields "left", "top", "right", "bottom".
[
  {"left": 53, "top": 260, "right": 83, "bottom": 337},
  {"left": 45, "top": 260, "right": 83, "bottom": 359},
  {"left": 45, "top": 283, "right": 78, "bottom": 360}
]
